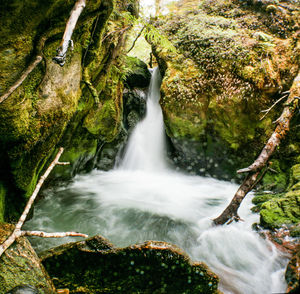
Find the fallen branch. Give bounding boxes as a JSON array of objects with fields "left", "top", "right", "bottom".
[
  {"left": 53, "top": 0, "right": 86, "bottom": 66},
  {"left": 22, "top": 231, "right": 88, "bottom": 238},
  {"left": 237, "top": 72, "right": 300, "bottom": 174},
  {"left": 213, "top": 72, "right": 300, "bottom": 225},
  {"left": 0, "top": 56, "right": 43, "bottom": 104},
  {"left": 0, "top": 147, "right": 87, "bottom": 257}
]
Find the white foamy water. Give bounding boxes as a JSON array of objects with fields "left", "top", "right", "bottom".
[{"left": 25, "top": 67, "right": 288, "bottom": 294}]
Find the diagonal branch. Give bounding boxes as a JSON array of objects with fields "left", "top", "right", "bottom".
[
  {"left": 22, "top": 231, "right": 88, "bottom": 238},
  {"left": 0, "top": 148, "right": 87, "bottom": 257},
  {"left": 213, "top": 71, "right": 300, "bottom": 225},
  {"left": 237, "top": 72, "right": 300, "bottom": 174},
  {"left": 0, "top": 56, "right": 43, "bottom": 104},
  {"left": 53, "top": 0, "right": 86, "bottom": 66}
]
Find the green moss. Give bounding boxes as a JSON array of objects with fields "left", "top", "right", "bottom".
[
  {"left": 0, "top": 223, "right": 55, "bottom": 293},
  {"left": 84, "top": 99, "right": 120, "bottom": 142},
  {"left": 260, "top": 190, "right": 300, "bottom": 229},
  {"left": 260, "top": 160, "right": 288, "bottom": 192},
  {"left": 165, "top": 113, "right": 205, "bottom": 140}
]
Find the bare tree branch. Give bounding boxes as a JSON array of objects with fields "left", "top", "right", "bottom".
[
  {"left": 237, "top": 72, "right": 300, "bottom": 174},
  {"left": 213, "top": 72, "right": 300, "bottom": 225},
  {"left": 22, "top": 231, "right": 88, "bottom": 238},
  {"left": 0, "top": 56, "right": 43, "bottom": 104},
  {"left": 102, "top": 26, "right": 131, "bottom": 42},
  {"left": 53, "top": 0, "right": 86, "bottom": 66},
  {"left": 0, "top": 148, "right": 87, "bottom": 257},
  {"left": 260, "top": 94, "right": 288, "bottom": 121}
]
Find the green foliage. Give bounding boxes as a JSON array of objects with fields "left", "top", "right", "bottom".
[{"left": 143, "top": 22, "right": 177, "bottom": 54}]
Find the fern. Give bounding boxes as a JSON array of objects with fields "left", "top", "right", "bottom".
[
  {"left": 143, "top": 22, "right": 177, "bottom": 53},
  {"left": 120, "top": 12, "right": 177, "bottom": 54}
]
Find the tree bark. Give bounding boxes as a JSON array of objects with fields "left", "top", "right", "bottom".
[{"left": 213, "top": 72, "right": 300, "bottom": 225}]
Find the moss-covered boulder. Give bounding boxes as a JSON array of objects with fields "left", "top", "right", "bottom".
[
  {"left": 124, "top": 56, "right": 151, "bottom": 88},
  {"left": 0, "top": 223, "right": 55, "bottom": 293},
  {"left": 151, "top": 0, "right": 299, "bottom": 180},
  {"left": 259, "top": 190, "right": 300, "bottom": 229},
  {"left": 40, "top": 235, "right": 220, "bottom": 293}
]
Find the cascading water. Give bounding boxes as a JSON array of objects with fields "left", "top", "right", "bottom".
[
  {"left": 25, "top": 67, "right": 288, "bottom": 294},
  {"left": 120, "top": 67, "right": 167, "bottom": 171}
]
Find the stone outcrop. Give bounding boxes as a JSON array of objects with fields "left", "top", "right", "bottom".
[{"left": 40, "top": 235, "right": 220, "bottom": 293}]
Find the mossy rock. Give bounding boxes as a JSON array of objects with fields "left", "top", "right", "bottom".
[
  {"left": 0, "top": 0, "right": 138, "bottom": 221},
  {"left": 259, "top": 190, "right": 300, "bottom": 229},
  {"left": 151, "top": 0, "right": 299, "bottom": 179},
  {"left": 0, "top": 223, "right": 55, "bottom": 293},
  {"left": 124, "top": 56, "right": 151, "bottom": 89},
  {"left": 40, "top": 235, "right": 220, "bottom": 293}
]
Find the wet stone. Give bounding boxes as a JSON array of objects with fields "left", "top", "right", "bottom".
[{"left": 40, "top": 236, "right": 220, "bottom": 293}]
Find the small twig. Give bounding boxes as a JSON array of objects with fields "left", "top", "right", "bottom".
[
  {"left": 127, "top": 25, "right": 145, "bottom": 53},
  {"left": 260, "top": 94, "right": 288, "bottom": 121},
  {"left": 0, "top": 148, "right": 87, "bottom": 257},
  {"left": 102, "top": 26, "right": 131, "bottom": 42},
  {"left": 0, "top": 56, "right": 43, "bottom": 104}
]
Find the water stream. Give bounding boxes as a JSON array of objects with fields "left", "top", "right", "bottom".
[{"left": 25, "top": 67, "right": 288, "bottom": 294}]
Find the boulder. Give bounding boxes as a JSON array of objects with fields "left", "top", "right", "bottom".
[
  {"left": 124, "top": 56, "right": 151, "bottom": 89},
  {"left": 40, "top": 235, "right": 220, "bottom": 293}
]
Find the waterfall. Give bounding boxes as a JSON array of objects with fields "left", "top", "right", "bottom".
[
  {"left": 120, "top": 67, "right": 167, "bottom": 171},
  {"left": 25, "top": 67, "right": 289, "bottom": 294}
]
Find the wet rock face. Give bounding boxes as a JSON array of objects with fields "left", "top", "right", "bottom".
[
  {"left": 40, "top": 235, "right": 219, "bottom": 293},
  {"left": 0, "top": 223, "right": 55, "bottom": 293}
]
